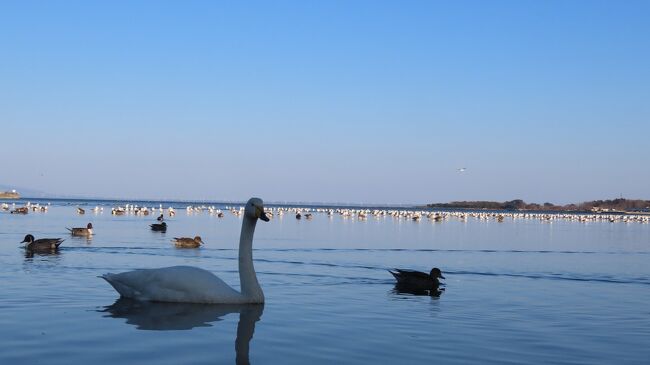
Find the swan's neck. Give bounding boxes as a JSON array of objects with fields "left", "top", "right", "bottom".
[{"left": 239, "top": 216, "right": 264, "bottom": 302}]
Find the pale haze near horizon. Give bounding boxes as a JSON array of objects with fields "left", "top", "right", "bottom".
[{"left": 1, "top": 1, "right": 648, "bottom": 205}]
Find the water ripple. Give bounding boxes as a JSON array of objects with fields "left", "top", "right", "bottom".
[{"left": 448, "top": 270, "right": 650, "bottom": 286}]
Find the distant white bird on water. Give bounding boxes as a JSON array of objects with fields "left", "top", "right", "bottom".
[
  {"left": 101, "top": 198, "right": 269, "bottom": 304},
  {"left": 457, "top": 167, "right": 467, "bottom": 172}
]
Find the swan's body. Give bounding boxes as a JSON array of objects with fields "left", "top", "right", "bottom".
[
  {"left": 102, "top": 197, "right": 268, "bottom": 304},
  {"left": 102, "top": 266, "right": 246, "bottom": 303}
]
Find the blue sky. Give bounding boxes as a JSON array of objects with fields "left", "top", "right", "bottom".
[{"left": 1, "top": 1, "right": 648, "bottom": 204}]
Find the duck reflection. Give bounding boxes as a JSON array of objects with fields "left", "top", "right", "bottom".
[
  {"left": 100, "top": 298, "right": 263, "bottom": 364},
  {"left": 392, "top": 284, "right": 445, "bottom": 298},
  {"left": 24, "top": 250, "right": 61, "bottom": 259},
  {"left": 69, "top": 235, "right": 93, "bottom": 244}
]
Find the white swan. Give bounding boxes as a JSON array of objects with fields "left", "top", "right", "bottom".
[{"left": 101, "top": 197, "right": 269, "bottom": 304}]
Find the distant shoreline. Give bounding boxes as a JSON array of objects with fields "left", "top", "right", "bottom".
[
  {"left": 2, "top": 196, "right": 649, "bottom": 215},
  {"left": 3, "top": 196, "right": 414, "bottom": 211},
  {"left": 424, "top": 198, "right": 650, "bottom": 214}
]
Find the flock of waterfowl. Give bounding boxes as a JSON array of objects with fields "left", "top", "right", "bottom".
[
  {"left": 7, "top": 197, "right": 650, "bottom": 302},
  {"left": 4, "top": 202, "right": 48, "bottom": 214},
  {"left": 6, "top": 200, "right": 648, "bottom": 224},
  {"left": 110, "top": 204, "right": 650, "bottom": 224},
  {"left": 100, "top": 198, "right": 444, "bottom": 302},
  {"left": 6, "top": 198, "right": 449, "bottom": 300},
  {"left": 9, "top": 202, "right": 208, "bottom": 254},
  {"left": 304, "top": 208, "right": 650, "bottom": 224}
]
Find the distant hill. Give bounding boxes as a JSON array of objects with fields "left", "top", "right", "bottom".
[
  {"left": 0, "top": 183, "right": 49, "bottom": 198},
  {"left": 0, "top": 191, "right": 20, "bottom": 199},
  {"left": 426, "top": 199, "right": 650, "bottom": 212}
]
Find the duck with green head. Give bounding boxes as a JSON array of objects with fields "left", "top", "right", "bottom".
[{"left": 21, "top": 234, "right": 64, "bottom": 252}]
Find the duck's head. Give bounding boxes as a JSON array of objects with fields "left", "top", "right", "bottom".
[
  {"left": 21, "top": 234, "right": 34, "bottom": 244},
  {"left": 161, "top": 222, "right": 167, "bottom": 226},
  {"left": 245, "top": 198, "right": 269, "bottom": 222},
  {"left": 87, "top": 223, "right": 93, "bottom": 229},
  {"left": 194, "top": 236, "right": 205, "bottom": 245},
  {"left": 430, "top": 268, "right": 445, "bottom": 279}
]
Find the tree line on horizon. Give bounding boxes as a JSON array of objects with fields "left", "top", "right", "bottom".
[{"left": 426, "top": 198, "right": 650, "bottom": 212}]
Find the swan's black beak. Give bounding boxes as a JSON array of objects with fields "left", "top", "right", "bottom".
[{"left": 259, "top": 211, "right": 270, "bottom": 222}]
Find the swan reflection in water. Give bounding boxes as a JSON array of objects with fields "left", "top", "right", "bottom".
[{"left": 100, "top": 298, "right": 263, "bottom": 364}]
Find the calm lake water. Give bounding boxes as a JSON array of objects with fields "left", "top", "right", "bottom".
[{"left": 1, "top": 199, "right": 649, "bottom": 364}]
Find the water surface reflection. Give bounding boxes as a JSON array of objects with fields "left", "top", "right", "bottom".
[
  {"left": 391, "top": 284, "right": 445, "bottom": 298},
  {"left": 23, "top": 250, "right": 62, "bottom": 260},
  {"left": 101, "top": 299, "right": 263, "bottom": 364}
]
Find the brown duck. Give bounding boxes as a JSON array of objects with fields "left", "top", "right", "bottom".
[
  {"left": 67, "top": 223, "right": 93, "bottom": 236},
  {"left": 172, "top": 236, "right": 205, "bottom": 248}
]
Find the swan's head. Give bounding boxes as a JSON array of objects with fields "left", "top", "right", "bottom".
[{"left": 246, "top": 198, "right": 269, "bottom": 222}]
